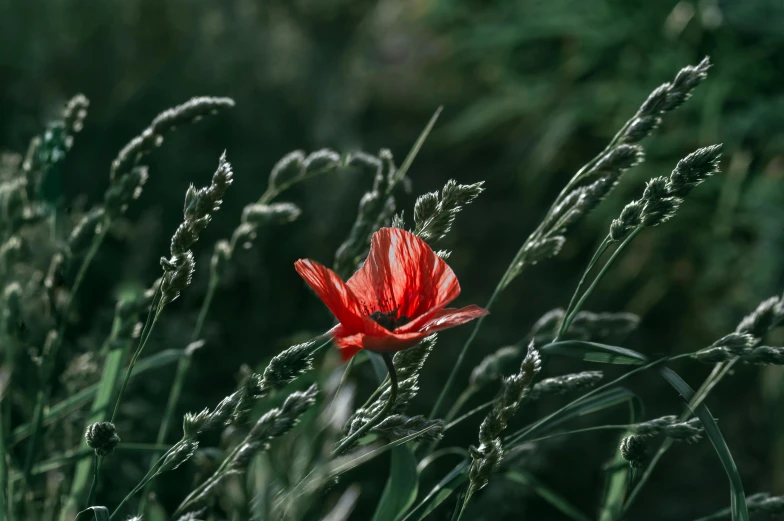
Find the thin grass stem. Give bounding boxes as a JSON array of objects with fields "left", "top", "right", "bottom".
[{"left": 556, "top": 236, "right": 612, "bottom": 340}]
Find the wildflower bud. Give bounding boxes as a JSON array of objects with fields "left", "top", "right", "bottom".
[
  {"left": 85, "top": 422, "right": 120, "bottom": 456},
  {"left": 269, "top": 150, "right": 305, "bottom": 189},
  {"left": 620, "top": 435, "right": 647, "bottom": 468}
]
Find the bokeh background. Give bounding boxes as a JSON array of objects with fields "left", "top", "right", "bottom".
[{"left": 3, "top": 0, "right": 784, "bottom": 519}]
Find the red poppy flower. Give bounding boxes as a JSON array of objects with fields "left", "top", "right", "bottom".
[{"left": 295, "top": 227, "right": 489, "bottom": 361}]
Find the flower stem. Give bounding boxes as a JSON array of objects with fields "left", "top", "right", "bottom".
[
  {"left": 85, "top": 454, "right": 100, "bottom": 507},
  {"left": 332, "top": 353, "right": 398, "bottom": 457}
]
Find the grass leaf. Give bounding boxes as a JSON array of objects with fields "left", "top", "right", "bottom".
[
  {"left": 401, "top": 459, "right": 469, "bottom": 521},
  {"left": 658, "top": 367, "right": 749, "bottom": 521},
  {"left": 540, "top": 341, "right": 647, "bottom": 365},
  {"left": 506, "top": 470, "right": 592, "bottom": 521},
  {"left": 371, "top": 445, "right": 419, "bottom": 521},
  {"left": 12, "top": 348, "right": 186, "bottom": 443}
]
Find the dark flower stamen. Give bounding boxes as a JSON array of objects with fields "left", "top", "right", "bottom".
[{"left": 369, "top": 308, "right": 411, "bottom": 331}]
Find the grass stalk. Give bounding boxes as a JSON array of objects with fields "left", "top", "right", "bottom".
[
  {"left": 21, "top": 222, "right": 110, "bottom": 491},
  {"left": 332, "top": 353, "right": 398, "bottom": 457}
]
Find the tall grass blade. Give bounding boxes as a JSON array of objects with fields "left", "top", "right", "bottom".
[
  {"left": 370, "top": 445, "right": 419, "bottom": 521},
  {"left": 505, "top": 470, "right": 592, "bottom": 521}
]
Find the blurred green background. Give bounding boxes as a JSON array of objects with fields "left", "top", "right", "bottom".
[{"left": 3, "top": 0, "right": 784, "bottom": 519}]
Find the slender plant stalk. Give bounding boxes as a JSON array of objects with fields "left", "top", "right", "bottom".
[
  {"left": 80, "top": 283, "right": 162, "bottom": 512},
  {"left": 505, "top": 352, "right": 693, "bottom": 447},
  {"left": 110, "top": 284, "right": 162, "bottom": 424},
  {"left": 85, "top": 454, "right": 100, "bottom": 507},
  {"left": 444, "top": 387, "right": 478, "bottom": 426},
  {"left": 0, "top": 398, "right": 8, "bottom": 521},
  {"left": 21, "top": 222, "right": 110, "bottom": 490},
  {"left": 623, "top": 359, "right": 736, "bottom": 512},
  {"left": 560, "top": 229, "right": 641, "bottom": 337},
  {"left": 110, "top": 446, "right": 177, "bottom": 520},
  {"left": 555, "top": 236, "right": 613, "bottom": 340},
  {"left": 332, "top": 354, "right": 398, "bottom": 457}
]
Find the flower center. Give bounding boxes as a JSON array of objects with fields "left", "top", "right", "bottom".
[{"left": 368, "top": 308, "right": 411, "bottom": 331}]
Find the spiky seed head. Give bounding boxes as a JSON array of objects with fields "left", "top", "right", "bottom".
[
  {"left": 85, "top": 422, "right": 120, "bottom": 456},
  {"left": 620, "top": 435, "right": 647, "bottom": 468}
]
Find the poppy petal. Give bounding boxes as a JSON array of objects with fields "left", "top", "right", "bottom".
[
  {"left": 295, "top": 259, "right": 365, "bottom": 332},
  {"left": 417, "top": 305, "right": 489, "bottom": 333},
  {"left": 346, "top": 228, "right": 460, "bottom": 319},
  {"left": 334, "top": 329, "right": 431, "bottom": 354}
]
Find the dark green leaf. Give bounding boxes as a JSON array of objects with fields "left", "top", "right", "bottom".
[
  {"left": 506, "top": 470, "right": 591, "bottom": 521},
  {"left": 541, "top": 340, "right": 647, "bottom": 365},
  {"left": 402, "top": 459, "right": 469, "bottom": 521},
  {"left": 658, "top": 367, "right": 749, "bottom": 521},
  {"left": 371, "top": 446, "right": 419, "bottom": 521}
]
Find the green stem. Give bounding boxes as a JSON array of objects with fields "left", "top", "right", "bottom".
[
  {"left": 505, "top": 352, "right": 692, "bottom": 447},
  {"left": 332, "top": 353, "right": 398, "bottom": 457},
  {"left": 444, "top": 399, "right": 493, "bottom": 431},
  {"left": 0, "top": 396, "right": 8, "bottom": 521},
  {"left": 110, "top": 284, "right": 162, "bottom": 424},
  {"left": 622, "top": 358, "right": 736, "bottom": 513},
  {"left": 84, "top": 283, "right": 161, "bottom": 511},
  {"left": 138, "top": 277, "right": 214, "bottom": 513},
  {"left": 559, "top": 228, "right": 641, "bottom": 338},
  {"left": 556, "top": 236, "right": 612, "bottom": 340},
  {"left": 110, "top": 446, "right": 176, "bottom": 520},
  {"left": 85, "top": 454, "right": 100, "bottom": 507},
  {"left": 21, "top": 222, "right": 110, "bottom": 490}
]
